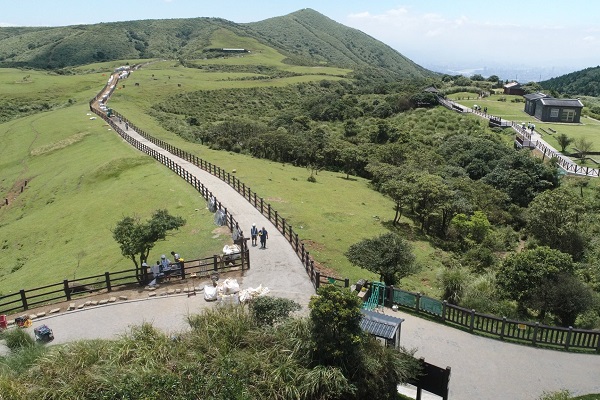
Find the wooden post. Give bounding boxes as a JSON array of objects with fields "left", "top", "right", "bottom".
[
  {"left": 20, "top": 289, "right": 28, "bottom": 311},
  {"left": 213, "top": 255, "right": 219, "bottom": 271},
  {"left": 105, "top": 272, "right": 112, "bottom": 292},
  {"left": 344, "top": 278, "right": 349, "bottom": 288},
  {"left": 63, "top": 280, "right": 71, "bottom": 301},
  {"left": 274, "top": 211, "right": 278, "bottom": 228},
  {"left": 469, "top": 309, "right": 476, "bottom": 333},
  {"left": 315, "top": 271, "right": 320, "bottom": 290},
  {"left": 500, "top": 317, "right": 506, "bottom": 340},
  {"left": 565, "top": 327, "right": 573, "bottom": 351},
  {"left": 442, "top": 300, "right": 447, "bottom": 322},
  {"left": 533, "top": 322, "right": 539, "bottom": 346}
]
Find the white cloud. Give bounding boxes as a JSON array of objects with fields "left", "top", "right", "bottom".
[{"left": 344, "top": 6, "right": 598, "bottom": 70}]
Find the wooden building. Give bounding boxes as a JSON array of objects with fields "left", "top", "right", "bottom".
[
  {"left": 503, "top": 81, "right": 525, "bottom": 95},
  {"left": 524, "top": 92, "right": 583, "bottom": 123}
]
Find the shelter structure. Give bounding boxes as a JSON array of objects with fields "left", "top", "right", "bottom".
[
  {"left": 359, "top": 309, "right": 404, "bottom": 349},
  {"left": 503, "top": 81, "right": 525, "bottom": 95},
  {"left": 524, "top": 92, "right": 583, "bottom": 123}
]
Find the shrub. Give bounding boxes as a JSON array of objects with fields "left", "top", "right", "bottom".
[
  {"left": 1, "top": 328, "right": 35, "bottom": 351},
  {"left": 250, "top": 296, "right": 301, "bottom": 326}
]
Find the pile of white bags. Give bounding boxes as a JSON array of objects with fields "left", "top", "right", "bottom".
[{"left": 239, "top": 285, "right": 270, "bottom": 303}]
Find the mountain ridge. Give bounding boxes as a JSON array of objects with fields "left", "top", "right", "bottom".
[{"left": 0, "top": 9, "right": 434, "bottom": 80}]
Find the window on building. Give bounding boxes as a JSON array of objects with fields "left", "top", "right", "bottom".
[
  {"left": 561, "top": 109, "right": 575, "bottom": 122},
  {"left": 550, "top": 108, "right": 559, "bottom": 118}
]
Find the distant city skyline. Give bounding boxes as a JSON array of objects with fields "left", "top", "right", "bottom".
[{"left": 2, "top": 0, "right": 598, "bottom": 81}]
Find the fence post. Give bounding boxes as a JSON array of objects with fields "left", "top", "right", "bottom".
[
  {"left": 415, "top": 292, "right": 421, "bottom": 314},
  {"left": 260, "top": 198, "right": 264, "bottom": 214},
  {"left": 500, "top": 317, "right": 506, "bottom": 340},
  {"left": 19, "top": 289, "right": 28, "bottom": 311},
  {"left": 274, "top": 211, "right": 278, "bottom": 229},
  {"left": 469, "top": 309, "right": 476, "bottom": 333},
  {"left": 213, "top": 255, "right": 219, "bottom": 271},
  {"left": 268, "top": 204, "right": 271, "bottom": 221},
  {"left": 441, "top": 300, "right": 447, "bottom": 322},
  {"left": 105, "top": 272, "right": 112, "bottom": 292},
  {"left": 282, "top": 218, "right": 286, "bottom": 235},
  {"left": 533, "top": 322, "right": 539, "bottom": 346},
  {"left": 565, "top": 327, "right": 573, "bottom": 351},
  {"left": 344, "top": 278, "right": 350, "bottom": 288},
  {"left": 63, "top": 280, "right": 71, "bottom": 301},
  {"left": 294, "top": 233, "right": 299, "bottom": 251},
  {"left": 315, "top": 271, "right": 320, "bottom": 290}
]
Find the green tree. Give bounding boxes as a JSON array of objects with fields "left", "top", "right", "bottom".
[
  {"left": 336, "top": 143, "right": 366, "bottom": 179},
  {"left": 483, "top": 151, "right": 558, "bottom": 207},
  {"left": 575, "top": 137, "right": 593, "bottom": 161},
  {"left": 497, "top": 246, "right": 575, "bottom": 318},
  {"left": 526, "top": 188, "right": 587, "bottom": 260},
  {"left": 539, "top": 273, "right": 595, "bottom": 327},
  {"left": 412, "top": 173, "right": 454, "bottom": 232},
  {"left": 112, "top": 209, "right": 185, "bottom": 283},
  {"left": 380, "top": 177, "right": 414, "bottom": 226},
  {"left": 345, "top": 232, "right": 418, "bottom": 286},
  {"left": 555, "top": 133, "right": 574, "bottom": 153},
  {"left": 309, "top": 285, "right": 364, "bottom": 371}
]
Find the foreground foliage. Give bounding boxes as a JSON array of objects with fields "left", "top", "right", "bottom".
[{"left": 0, "top": 295, "right": 419, "bottom": 399}]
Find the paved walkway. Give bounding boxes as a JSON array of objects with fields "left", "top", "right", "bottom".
[{"left": 3, "top": 74, "right": 600, "bottom": 400}]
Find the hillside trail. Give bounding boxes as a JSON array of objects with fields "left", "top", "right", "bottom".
[{"left": 3, "top": 71, "right": 600, "bottom": 400}]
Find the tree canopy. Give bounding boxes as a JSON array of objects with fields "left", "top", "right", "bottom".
[
  {"left": 112, "top": 209, "right": 185, "bottom": 282},
  {"left": 345, "top": 232, "right": 418, "bottom": 286}
]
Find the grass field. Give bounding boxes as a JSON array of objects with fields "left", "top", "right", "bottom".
[
  {"left": 0, "top": 54, "right": 446, "bottom": 298},
  {"left": 0, "top": 102, "right": 233, "bottom": 294}
]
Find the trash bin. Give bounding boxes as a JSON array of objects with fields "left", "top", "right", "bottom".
[{"left": 0, "top": 314, "right": 7, "bottom": 329}]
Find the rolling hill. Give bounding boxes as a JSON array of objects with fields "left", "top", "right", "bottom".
[
  {"left": 0, "top": 9, "right": 434, "bottom": 80},
  {"left": 539, "top": 65, "right": 600, "bottom": 97}
]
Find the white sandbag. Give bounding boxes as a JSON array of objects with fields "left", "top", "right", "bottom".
[
  {"left": 204, "top": 285, "right": 218, "bottom": 301},
  {"left": 222, "top": 278, "right": 240, "bottom": 294},
  {"left": 239, "top": 285, "right": 270, "bottom": 303}
]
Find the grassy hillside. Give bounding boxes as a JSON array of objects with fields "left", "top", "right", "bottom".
[
  {"left": 540, "top": 66, "right": 600, "bottom": 97},
  {"left": 0, "top": 100, "right": 232, "bottom": 294},
  {"left": 0, "top": 9, "right": 434, "bottom": 80},
  {"left": 246, "top": 8, "right": 434, "bottom": 79}
]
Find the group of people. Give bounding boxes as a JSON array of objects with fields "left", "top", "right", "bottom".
[
  {"left": 250, "top": 223, "right": 268, "bottom": 249},
  {"left": 144, "top": 251, "right": 184, "bottom": 285}
]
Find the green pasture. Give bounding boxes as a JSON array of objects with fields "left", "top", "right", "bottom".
[
  {"left": 0, "top": 104, "right": 232, "bottom": 294},
  {"left": 107, "top": 60, "right": 346, "bottom": 111},
  {"left": 0, "top": 68, "right": 104, "bottom": 100}
]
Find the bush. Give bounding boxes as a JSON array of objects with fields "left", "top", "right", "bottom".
[
  {"left": 0, "top": 328, "right": 35, "bottom": 351},
  {"left": 250, "top": 296, "right": 301, "bottom": 326}
]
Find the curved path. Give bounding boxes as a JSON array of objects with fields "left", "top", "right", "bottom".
[{"left": 4, "top": 73, "right": 600, "bottom": 400}]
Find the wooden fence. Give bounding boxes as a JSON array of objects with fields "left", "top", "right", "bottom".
[
  {"left": 0, "top": 253, "right": 248, "bottom": 315},
  {"left": 89, "top": 73, "right": 348, "bottom": 291},
  {"left": 375, "top": 285, "right": 600, "bottom": 353}
]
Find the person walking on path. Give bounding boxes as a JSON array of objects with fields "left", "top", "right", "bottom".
[
  {"left": 250, "top": 223, "right": 258, "bottom": 246},
  {"left": 259, "top": 226, "right": 268, "bottom": 249}
]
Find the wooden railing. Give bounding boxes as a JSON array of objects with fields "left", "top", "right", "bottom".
[
  {"left": 380, "top": 285, "right": 600, "bottom": 353},
  {"left": 89, "top": 72, "right": 348, "bottom": 291},
  {"left": 0, "top": 253, "right": 247, "bottom": 315}
]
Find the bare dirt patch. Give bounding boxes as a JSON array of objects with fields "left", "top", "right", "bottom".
[{"left": 0, "top": 178, "right": 31, "bottom": 210}]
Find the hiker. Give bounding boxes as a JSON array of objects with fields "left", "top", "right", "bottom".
[
  {"left": 171, "top": 251, "right": 184, "bottom": 274},
  {"left": 259, "top": 227, "right": 268, "bottom": 249},
  {"left": 160, "top": 254, "right": 171, "bottom": 272},
  {"left": 250, "top": 223, "right": 258, "bottom": 246}
]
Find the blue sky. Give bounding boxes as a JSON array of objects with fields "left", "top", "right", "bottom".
[{"left": 2, "top": 0, "right": 599, "bottom": 78}]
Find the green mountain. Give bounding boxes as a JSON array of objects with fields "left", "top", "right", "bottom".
[
  {"left": 0, "top": 9, "right": 434, "bottom": 79},
  {"left": 539, "top": 66, "right": 600, "bottom": 97},
  {"left": 245, "top": 9, "right": 431, "bottom": 79}
]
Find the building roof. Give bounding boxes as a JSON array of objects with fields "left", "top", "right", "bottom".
[
  {"left": 504, "top": 82, "right": 521, "bottom": 88},
  {"left": 539, "top": 98, "right": 584, "bottom": 108},
  {"left": 523, "top": 92, "right": 549, "bottom": 101},
  {"left": 360, "top": 309, "right": 404, "bottom": 340},
  {"left": 424, "top": 86, "right": 440, "bottom": 93}
]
